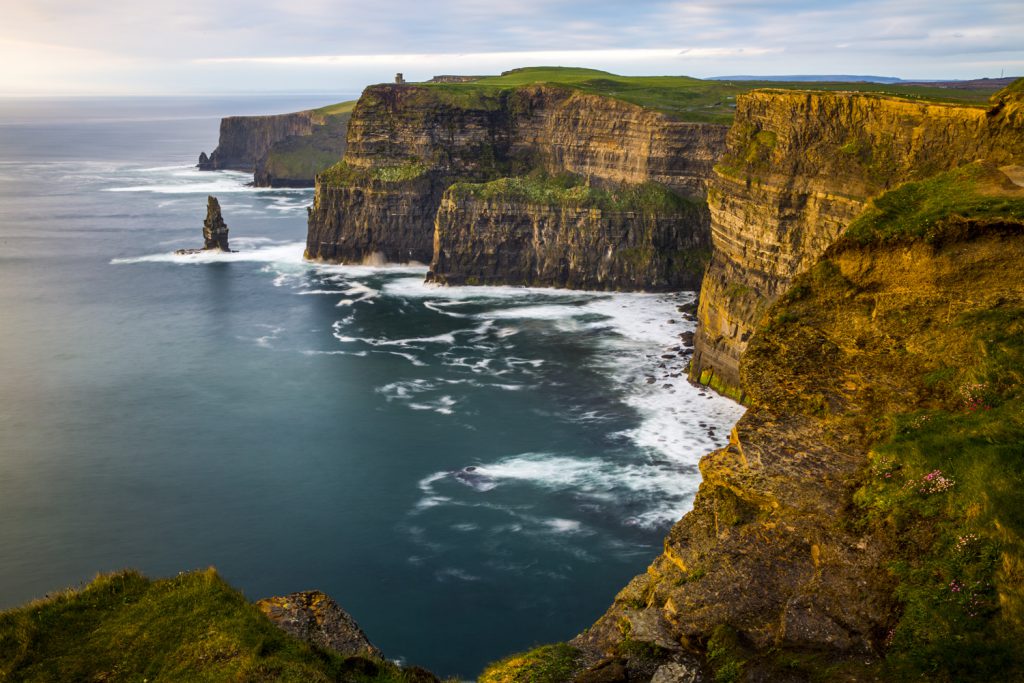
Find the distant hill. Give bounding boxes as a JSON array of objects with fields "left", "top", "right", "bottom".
[
  {"left": 709, "top": 75, "right": 902, "bottom": 83},
  {"left": 709, "top": 75, "right": 1022, "bottom": 90}
]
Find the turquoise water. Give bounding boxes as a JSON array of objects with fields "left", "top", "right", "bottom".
[{"left": 0, "top": 97, "right": 744, "bottom": 677}]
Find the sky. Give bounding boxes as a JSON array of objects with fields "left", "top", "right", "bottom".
[{"left": 2, "top": 0, "right": 1022, "bottom": 95}]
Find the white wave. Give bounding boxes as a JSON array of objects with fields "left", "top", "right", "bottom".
[
  {"left": 315, "top": 264, "right": 428, "bottom": 278},
  {"left": 104, "top": 169, "right": 314, "bottom": 195},
  {"left": 544, "top": 518, "right": 584, "bottom": 534},
  {"left": 383, "top": 277, "right": 601, "bottom": 301},
  {"left": 302, "top": 349, "right": 369, "bottom": 357},
  {"left": 409, "top": 395, "right": 457, "bottom": 415},
  {"left": 253, "top": 325, "right": 284, "bottom": 348},
  {"left": 333, "top": 329, "right": 457, "bottom": 347},
  {"left": 380, "top": 351, "right": 428, "bottom": 367},
  {"left": 435, "top": 568, "right": 480, "bottom": 582},
  {"left": 111, "top": 242, "right": 306, "bottom": 265},
  {"left": 333, "top": 282, "right": 380, "bottom": 307}
]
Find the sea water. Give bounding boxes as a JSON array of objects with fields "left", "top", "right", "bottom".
[{"left": 0, "top": 96, "right": 744, "bottom": 677}]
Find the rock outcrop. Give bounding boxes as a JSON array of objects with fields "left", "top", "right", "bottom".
[
  {"left": 306, "top": 83, "right": 727, "bottom": 286},
  {"left": 199, "top": 109, "right": 351, "bottom": 187},
  {"left": 256, "top": 590, "right": 382, "bottom": 659},
  {"left": 689, "top": 87, "right": 1024, "bottom": 398}
]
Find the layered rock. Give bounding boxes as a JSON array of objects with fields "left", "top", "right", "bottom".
[
  {"left": 175, "top": 195, "right": 231, "bottom": 254},
  {"left": 306, "top": 83, "right": 727, "bottom": 281},
  {"left": 256, "top": 590, "right": 382, "bottom": 659},
  {"left": 690, "top": 87, "right": 1024, "bottom": 398},
  {"left": 579, "top": 166, "right": 1024, "bottom": 678},
  {"left": 202, "top": 195, "right": 230, "bottom": 251},
  {"left": 428, "top": 184, "right": 709, "bottom": 290},
  {"left": 308, "top": 172, "right": 443, "bottom": 264}
]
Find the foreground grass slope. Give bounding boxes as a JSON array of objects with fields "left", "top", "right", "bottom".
[{"left": 0, "top": 569, "right": 420, "bottom": 683}]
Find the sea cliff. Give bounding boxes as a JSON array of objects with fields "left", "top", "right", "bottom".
[
  {"left": 690, "top": 87, "right": 1024, "bottom": 398},
  {"left": 305, "top": 82, "right": 726, "bottom": 287},
  {"left": 199, "top": 105, "right": 352, "bottom": 187}
]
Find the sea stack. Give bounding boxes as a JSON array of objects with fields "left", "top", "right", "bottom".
[
  {"left": 174, "top": 195, "right": 232, "bottom": 254},
  {"left": 202, "top": 195, "right": 230, "bottom": 251}
]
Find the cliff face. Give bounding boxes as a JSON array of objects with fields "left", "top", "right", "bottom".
[
  {"left": 308, "top": 173, "right": 443, "bottom": 264},
  {"left": 200, "top": 112, "right": 318, "bottom": 172},
  {"left": 578, "top": 164, "right": 1024, "bottom": 680},
  {"left": 690, "top": 89, "right": 1024, "bottom": 398},
  {"left": 429, "top": 185, "right": 709, "bottom": 290},
  {"left": 254, "top": 112, "right": 351, "bottom": 187},
  {"left": 306, "top": 83, "right": 727, "bottom": 282},
  {"left": 199, "top": 109, "right": 351, "bottom": 187},
  {"left": 509, "top": 86, "right": 724, "bottom": 196}
]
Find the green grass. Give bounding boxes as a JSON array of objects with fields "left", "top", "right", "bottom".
[
  {"left": 478, "top": 642, "right": 582, "bottom": 683},
  {"left": 319, "top": 159, "right": 429, "bottom": 186},
  {"left": 447, "top": 173, "right": 700, "bottom": 214},
  {"left": 0, "top": 569, "right": 421, "bottom": 682},
  {"left": 314, "top": 100, "right": 357, "bottom": 116},
  {"left": 842, "top": 163, "right": 1024, "bottom": 245},
  {"left": 416, "top": 67, "right": 998, "bottom": 123},
  {"left": 262, "top": 112, "right": 350, "bottom": 182},
  {"left": 854, "top": 306, "right": 1024, "bottom": 681}
]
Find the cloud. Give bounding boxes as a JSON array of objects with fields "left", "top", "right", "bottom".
[
  {"left": 197, "top": 47, "right": 781, "bottom": 66},
  {"left": 0, "top": 0, "right": 1021, "bottom": 93}
]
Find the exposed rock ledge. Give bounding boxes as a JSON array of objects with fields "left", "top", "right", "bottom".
[{"left": 256, "top": 590, "right": 382, "bottom": 659}]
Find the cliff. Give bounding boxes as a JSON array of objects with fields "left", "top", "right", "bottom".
[
  {"left": 200, "top": 111, "right": 319, "bottom": 172},
  {"left": 429, "top": 177, "right": 709, "bottom": 290},
  {"left": 306, "top": 82, "right": 727, "bottom": 284},
  {"left": 560, "top": 162, "right": 1024, "bottom": 682},
  {"left": 690, "top": 86, "right": 1024, "bottom": 398},
  {"left": 199, "top": 103, "right": 353, "bottom": 187}
]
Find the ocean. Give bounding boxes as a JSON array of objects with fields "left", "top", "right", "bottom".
[{"left": 0, "top": 95, "right": 744, "bottom": 677}]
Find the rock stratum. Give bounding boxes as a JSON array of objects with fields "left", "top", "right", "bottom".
[
  {"left": 199, "top": 106, "right": 352, "bottom": 187},
  {"left": 306, "top": 83, "right": 727, "bottom": 289},
  {"left": 689, "top": 86, "right": 1024, "bottom": 399}
]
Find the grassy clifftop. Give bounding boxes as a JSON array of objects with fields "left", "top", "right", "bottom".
[
  {"left": 0, "top": 569, "right": 425, "bottom": 683},
  {"left": 446, "top": 173, "right": 702, "bottom": 214},
  {"left": 419, "top": 67, "right": 999, "bottom": 123}
]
